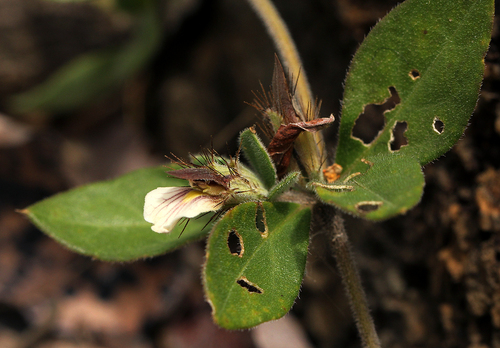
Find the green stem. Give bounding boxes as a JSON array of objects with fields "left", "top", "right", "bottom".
[
  {"left": 331, "top": 213, "right": 381, "bottom": 348},
  {"left": 245, "top": 0, "right": 327, "bottom": 180}
]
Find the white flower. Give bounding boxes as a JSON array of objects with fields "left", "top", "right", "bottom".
[
  {"left": 144, "top": 156, "right": 268, "bottom": 233},
  {"left": 144, "top": 186, "right": 223, "bottom": 233}
]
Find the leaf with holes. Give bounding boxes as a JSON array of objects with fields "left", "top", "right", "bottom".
[
  {"left": 314, "top": 154, "right": 424, "bottom": 220},
  {"left": 320, "top": 0, "right": 493, "bottom": 219},
  {"left": 23, "top": 167, "right": 212, "bottom": 261},
  {"left": 337, "top": 0, "right": 493, "bottom": 167},
  {"left": 203, "top": 202, "right": 311, "bottom": 329}
]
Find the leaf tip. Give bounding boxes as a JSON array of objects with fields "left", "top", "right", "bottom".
[{"left": 16, "top": 208, "right": 30, "bottom": 216}]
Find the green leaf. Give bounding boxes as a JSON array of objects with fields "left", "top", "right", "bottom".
[
  {"left": 314, "top": 154, "right": 424, "bottom": 220},
  {"left": 239, "top": 127, "right": 277, "bottom": 190},
  {"left": 326, "top": 0, "right": 493, "bottom": 220},
  {"left": 268, "top": 171, "right": 300, "bottom": 201},
  {"left": 203, "top": 202, "right": 311, "bottom": 329},
  {"left": 10, "top": 2, "right": 161, "bottom": 113},
  {"left": 23, "top": 167, "right": 212, "bottom": 261},
  {"left": 336, "top": 0, "right": 493, "bottom": 168}
]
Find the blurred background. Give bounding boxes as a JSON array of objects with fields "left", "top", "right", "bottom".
[{"left": 1, "top": 0, "right": 499, "bottom": 347}]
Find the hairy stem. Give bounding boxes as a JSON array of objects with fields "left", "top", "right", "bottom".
[
  {"left": 246, "top": 0, "right": 327, "bottom": 180},
  {"left": 331, "top": 213, "right": 381, "bottom": 348}
]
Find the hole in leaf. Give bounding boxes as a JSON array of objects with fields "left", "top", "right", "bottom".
[
  {"left": 433, "top": 117, "right": 444, "bottom": 134},
  {"left": 255, "top": 203, "right": 268, "bottom": 237},
  {"left": 389, "top": 121, "right": 408, "bottom": 151},
  {"left": 227, "top": 229, "right": 243, "bottom": 257},
  {"left": 237, "top": 277, "right": 263, "bottom": 294},
  {"left": 409, "top": 69, "right": 420, "bottom": 80},
  {"left": 352, "top": 86, "right": 400, "bottom": 145},
  {"left": 355, "top": 201, "right": 383, "bottom": 213}
]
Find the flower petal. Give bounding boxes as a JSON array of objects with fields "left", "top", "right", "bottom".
[{"left": 144, "top": 187, "right": 223, "bottom": 233}]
